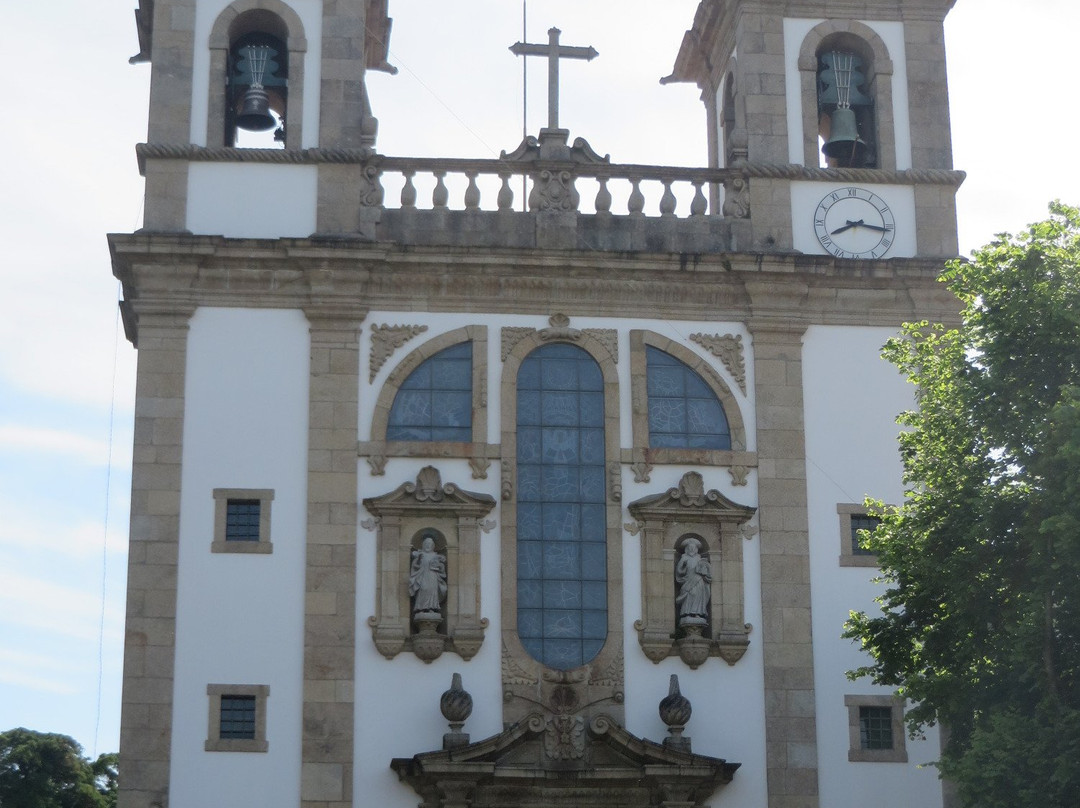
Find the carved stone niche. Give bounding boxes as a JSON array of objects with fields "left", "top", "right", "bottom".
[
  {"left": 364, "top": 467, "right": 496, "bottom": 662},
  {"left": 628, "top": 472, "right": 756, "bottom": 668}
]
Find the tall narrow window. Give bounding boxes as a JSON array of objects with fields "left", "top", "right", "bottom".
[
  {"left": 646, "top": 346, "right": 731, "bottom": 450},
  {"left": 387, "top": 342, "right": 472, "bottom": 442},
  {"left": 516, "top": 344, "right": 607, "bottom": 670}
]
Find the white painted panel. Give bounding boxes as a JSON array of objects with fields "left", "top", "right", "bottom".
[
  {"left": 784, "top": 18, "right": 823, "bottom": 165},
  {"left": 190, "top": 0, "right": 323, "bottom": 148},
  {"left": 791, "top": 181, "right": 917, "bottom": 257},
  {"left": 170, "top": 308, "right": 310, "bottom": 808},
  {"left": 803, "top": 325, "right": 942, "bottom": 808},
  {"left": 187, "top": 163, "right": 317, "bottom": 238}
]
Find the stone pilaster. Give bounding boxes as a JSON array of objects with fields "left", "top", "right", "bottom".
[
  {"left": 319, "top": 0, "right": 372, "bottom": 147},
  {"left": 117, "top": 308, "right": 193, "bottom": 808},
  {"left": 301, "top": 310, "right": 363, "bottom": 808},
  {"left": 750, "top": 323, "right": 819, "bottom": 808}
]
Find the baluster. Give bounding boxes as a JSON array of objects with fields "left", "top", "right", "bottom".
[
  {"left": 432, "top": 171, "right": 449, "bottom": 209},
  {"left": 400, "top": 170, "right": 417, "bottom": 209},
  {"left": 464, "top": 171, "right": 481, "bottom": 210},
  {"left": 628, "top": 179, "right": 645, "bottom": 216},
  {"left": 594, "top": 178, "right": 612, "bottom": 214},
  {"left": 690, "top": 182, "right": 708, "bottom": 217},
  {"left": 659, "top": 180, "right": 677, "bottom": 217},
  {"left": 496, "top": 173, "right": 514, "bottom": 210}
]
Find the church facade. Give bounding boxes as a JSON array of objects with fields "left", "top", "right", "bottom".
[{"left": 111, "top": 1, "right": 963, "bottom": 806}]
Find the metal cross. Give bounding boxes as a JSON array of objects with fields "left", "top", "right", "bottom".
[{"left": 510, "top": 27, "right": 599, "bottom": 130}]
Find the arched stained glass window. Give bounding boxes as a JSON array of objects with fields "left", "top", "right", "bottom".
[
  {"left": 646, "top": 346, "right": 731, "bottom": 449},
  {"left": 387, "top": 342, "right": 472, "bottom": 442},
  {"left": 516, "top": 343, "right": 607, "bottom": 670}
]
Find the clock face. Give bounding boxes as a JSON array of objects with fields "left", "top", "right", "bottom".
[{"left": 813, "top": 187, "right": 897, "bottom": 259}]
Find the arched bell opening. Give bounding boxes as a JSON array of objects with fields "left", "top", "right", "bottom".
[
  {"left": 226, "top": 11, "right": 289, "bottom": 148},
  {"left": 816, "top": 35, "right": 877, "bottom": 168}
]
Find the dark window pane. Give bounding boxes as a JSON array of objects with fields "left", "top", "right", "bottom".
[
  {"left": 225, "top": 500, "right": 261, "bottom": 542},
  {"left": 219, "top": 695, "right": 256, "bottom": 739},
  {"left": 851, "top": 514, "right": 882, "bottom": 556},
  {"left": 387, "top": 342, "right": 472, "bottom": 442},
  {"left": 646, "top": 346, "right": 730, "bottom": 450},
  {"left": 516, "top": 344, "right": 607, "bottom": 670},
  {"left": 859, "top": 706, "right": 894, "bottom": 750}
]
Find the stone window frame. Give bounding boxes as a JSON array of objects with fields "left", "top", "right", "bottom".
[
  {"left": 845, "top": 694, "right": 908, "bottom": 763},
  {"left": 362, "top": 466, "right": 496, "bottom": 663},
  {"left": 628, "top": 331, "right": 753, "bottom": 475},
  {"left": 205, "top": 683, "right": 270, "bottom": 752},
  {"left": 362, "top": 326, "right": 492, "bottom": 476},
  {"left": 797, "top": 20, "right": 896, "bottom": 171},
  {"left": 207, "top": 0, "right": 308, "bottom": 149},
  {"left": 499, "top": 323, "right": 625, "bottom": 727},
  {"left": 212, "top": 488, "right": 274, "bottom": 554},
  {"left": 837, "top": 502, "right": 882, "bottom": 568}
]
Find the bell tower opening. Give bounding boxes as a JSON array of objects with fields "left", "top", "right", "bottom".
[
  {"left": 226, "top": 11, "right": 289, "bottom": 148},
  {"left": 816, "top": 37, "right": 877, "bottom": 168}
]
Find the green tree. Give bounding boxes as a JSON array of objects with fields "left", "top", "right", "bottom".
[
  {"left": 845, "top": 202, "right": 1080, "bottom": 808},
  {"left": 0, "top": 728, "right": 117, "bottom": 808}
]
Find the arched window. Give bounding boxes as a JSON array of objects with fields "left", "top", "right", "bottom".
[
  {"left": 387, "top": 342, "right": 472, "bottom": 442},
  {"left": 515, "top": 343, "right": 607, "bottom": 670},
  {"left": 646, "top": 346, "right": 731, "bottom": 450}
]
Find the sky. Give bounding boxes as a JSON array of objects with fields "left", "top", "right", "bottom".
[{"left": 0, "top": 0, "right": 1077, "bottom": 761}]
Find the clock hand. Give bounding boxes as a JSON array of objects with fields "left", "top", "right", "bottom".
[
  {"left": 830, "top": 219, "right": 863, "bottom": 235},
  {"left": 859, "top": 223, "right": 889, "bottom": 233}
]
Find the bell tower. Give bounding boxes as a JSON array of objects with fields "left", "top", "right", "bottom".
[{"left": 667, "top": 0, "right": 961, "bottom": 259}]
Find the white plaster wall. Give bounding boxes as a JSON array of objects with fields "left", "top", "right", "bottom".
[
  {"left": 790, "top": 180, "right": 917, "bottom": 257},
  {"left": 186, "top": 163, "right": 318, "bottom": 237},
  {"left": 802, "top": 325, "right": 943, "bottom": 808},
  {"left": 170, "top": 308, "right": 310, "bottom": 807},
  {"left": 190, "top": 0, "right": 323, "bottom": 148},
  {"left": 783, "top": 18, "right": 912, "bottom": 169},
  {"left": 354, "top": 313, "right": 766, "bottom": 807}
]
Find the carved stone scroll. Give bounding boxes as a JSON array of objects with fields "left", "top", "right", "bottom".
[
  {"left": 690, "top": 333, "right": 747, "bottom": 394},
  {"left": 369, "top": 323, "right": 428, "bottom": 382}
]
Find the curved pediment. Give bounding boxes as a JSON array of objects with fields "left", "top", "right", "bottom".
[
  {"left": 363, "top": 466, "right": 496, "bottom": 518},
  {"left": 628, "top": 471, "right": 755, "bottom": 524}
]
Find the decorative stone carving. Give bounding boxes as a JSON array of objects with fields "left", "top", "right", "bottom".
[
  {"left": 469, "top": 456, "right": 491, "bottom": 479},
  {"left": 722, "top": 176, "right": 750, "bottom": 219},
  {"left": 500, "top": 462, "right": 514, "bottom": 501},
  {"left": 501, "top": 327, "right": 536, "bottom": 360},
  {"left": 659, "top": 675, "right": 693, "bottom": 753},
  {"left": 367, "top": 454, "right": 387, "bottom": 476},
  {"left": 624, "top": 521, "right": 644, "bottom": 537},
  {"left": 363, "top": 467, "right": 496, "bottom": 661},
  {"left": 369, "top": 323, "right": 429, "bottom": 381},
  {"left": 631, "top": 459, "right": 652, "bottom": 483},
  {"left": 479, "top": 519, "right": 496, "bottom": 534},
  {"left": 501, "top": 642, "right": 539, "bottom": 688},
  {"left": 690, "top": 333, "right": 746, "bottom": 394},
  {"left": 538, "top": 312, "right": 580, "bottom": 342},
  {"left": 441, "top": 673, "right": 473, "bottom": 750},
  {"left": 608, "top": 463, "right": 622, "bottom": 502},
  {"left": 544, "top": 714, "right": 586, "bottom": 759},
  {"left": 358, "top": 164, "right": 384, "bottom": 208},
  {"left": 729, "top": 465, "right": 750, "bottom": 486},
  {"left": 360, "top": 517, "right": 380, "bottom": 531},
  {"left": 582, "top": 329, "right": 618, "bottom": 363},
  {"left": 628, "top": 472, "right": 756, "bottom": 668}
]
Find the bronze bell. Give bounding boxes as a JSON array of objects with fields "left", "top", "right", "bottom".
[
  {"left": 822, "top": 106, "right": 867, "bottom": 166},
  {"left": 236, "top": 86, "right": 276, "bottom": 132}
]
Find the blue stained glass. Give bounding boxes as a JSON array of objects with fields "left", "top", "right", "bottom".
[
  {"left": 516, "top": 343, "right": 607, "bottom": 670},
  {"left": 388, "top": 342, "right": 473, "bottom": 442},
  {"left": 645, "top": 346, "right": 730, "bottom": 450}
]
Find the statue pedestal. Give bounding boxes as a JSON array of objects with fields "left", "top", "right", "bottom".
[
  {"left": 412, "top": 612, "right": 445, "bottom": 663},
  {"left": 676, "top": 620, "right": 711, "bottom": 669}
]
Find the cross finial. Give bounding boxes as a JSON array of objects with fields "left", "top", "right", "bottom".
[{"left": 510, "top": 27, "right": 599, "bottom": 131}]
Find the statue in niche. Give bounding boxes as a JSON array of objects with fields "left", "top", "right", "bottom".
[
  {"left": 410, "top": 534, "right": 448, "bottom": 618},
  {"left": 675, "top": 537, "right": 711, "bottom": 626}
]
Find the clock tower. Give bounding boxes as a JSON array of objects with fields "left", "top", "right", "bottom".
[{"left": 667, "top": 0, "right": 962, "bottom": 260}]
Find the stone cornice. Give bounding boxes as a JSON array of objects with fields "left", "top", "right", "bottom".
[{"left": 108, "top": 231, "right": 960, "bottom": 344}]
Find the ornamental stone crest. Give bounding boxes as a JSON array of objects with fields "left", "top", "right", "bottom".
[
  {"left": 690, "top": 332, "right": 747, "bottom": 394},
  {"left": 369, "top": 323, "right": 428, "bottom": 381}
]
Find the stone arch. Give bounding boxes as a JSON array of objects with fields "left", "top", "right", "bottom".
[
  {"left": 206, "top": 0, "right": 308, "bottom": 149},
  {"left": 369, "top": 325, "right": 488, "bottom": 455},
  {"left": 630, "top": 330, "right": 748, "bottom": 457},
  {"left": 797, "top": 20, "right": 896, "bottom": 170},
  {"left": 499, "top": 324, "right": 624, "bottom": 727}
]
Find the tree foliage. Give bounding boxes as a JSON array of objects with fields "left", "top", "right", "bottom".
[
  {"left": 0, "top": 728, "right": 117, "bottom": 808},
  {"left": 845, "top": 202, "right": 1080, "bottom": 808}
]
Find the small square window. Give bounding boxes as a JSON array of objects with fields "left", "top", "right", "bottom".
[
  {"left": 845, "top": 695, "right": 907, "bottom": 762},
  {"left": 838, "top": 503, "right": 882, "bottom": 567},
  {"left": 206, "top": 684, "right": 269, "bottom": 752},
  {"left": 213, "top": 489, "right": 274, "bottom": 554}
]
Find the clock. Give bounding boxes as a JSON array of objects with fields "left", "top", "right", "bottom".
[{"left": 813, "top": 187, "right": 896, "bottom": 259}]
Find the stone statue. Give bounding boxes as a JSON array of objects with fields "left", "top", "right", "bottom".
[
  {"left": 674, "top": 538, "right": 711, "bottom": 624},
  {"left": 410, "top": 535, "right": 447, "bottom": 617}
]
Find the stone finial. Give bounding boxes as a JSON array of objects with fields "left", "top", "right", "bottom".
[
  {"left": 440, "top": 673, "right": 473, "bottom": 750},
  {"left": 659, "top": 674, "right": 692, "bottom": 753}
]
